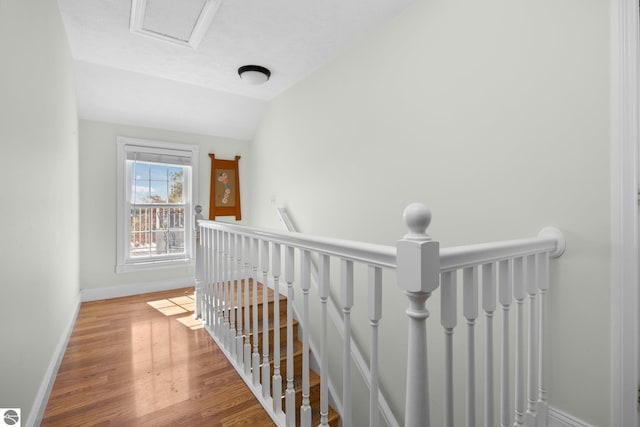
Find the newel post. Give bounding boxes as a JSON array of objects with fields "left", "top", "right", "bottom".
[
  {"left": 194, "top": 205, "right": 204, "bottom": 320},
  {"left": 397, "top": 203, "right": 440, "bottom": 427}
]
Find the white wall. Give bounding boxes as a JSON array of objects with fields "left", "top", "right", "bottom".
[
  {"left": 0, "top": 0, "right": 80, "bottom": 423},
  {"left": 249, "top": 0, "right": 610, "bottom": 425},
  {"left": 79, "top": 120, "right": 249, "bottom": 293}
]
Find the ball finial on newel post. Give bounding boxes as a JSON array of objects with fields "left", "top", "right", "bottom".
[
  {"left": 397, "top": 203, "right": 439, "bottom": 427},
  {"left": 403, "top": 202, "right": 432, "bottom": 241},
  {"left": 194, "top": 204, "right": 204, "bottom": 225}
]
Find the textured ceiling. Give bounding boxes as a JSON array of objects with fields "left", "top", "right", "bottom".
[{"left": 58, "top": 0, "right": 414, "bottom": 140}]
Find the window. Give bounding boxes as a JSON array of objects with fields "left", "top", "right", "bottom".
[{"left": 116, "top": 137, "right": 199, "bottom": 272}]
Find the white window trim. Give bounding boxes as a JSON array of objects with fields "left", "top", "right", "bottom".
[{"left": 116, "top": 136, "right": 199, "bottom": 273}]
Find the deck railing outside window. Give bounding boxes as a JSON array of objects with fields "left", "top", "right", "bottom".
[{"left": 130, "top": 205, "right": 185, "bottom": 257}]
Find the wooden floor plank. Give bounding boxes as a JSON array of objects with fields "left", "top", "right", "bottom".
[{"left": 41, "top": 288, "right": 275, "bottom": 427}]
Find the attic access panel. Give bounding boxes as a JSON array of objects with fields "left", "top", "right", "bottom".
[{"left": 130, "top": 0, "right": 221, "bottom": 49}]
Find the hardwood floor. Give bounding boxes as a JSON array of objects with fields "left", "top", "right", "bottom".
[{"left": 41, "top": 288, "right": 275, "bottom": 427}]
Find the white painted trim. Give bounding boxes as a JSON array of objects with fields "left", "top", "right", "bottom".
[
  {"left": 26, "top": 294, "right": 81, "bottom": 427},
  {"left": 548, "top": 406, "right": 595, "bottom": 427},
  {"left": 116, "top": 259, "right": 194, "bottom": 274},
  {"left": 115, "top": 136, "right": 199, "bottom": 274},
  {"left": 611, "top": 0, "right": 640, "bottom": 426},
  {"left": 81, "top": 277, "right": 195, "bottom": 302}
]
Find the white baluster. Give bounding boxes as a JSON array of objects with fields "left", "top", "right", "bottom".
[
  {"left": 285, "top": 246, "right": 296, "bottom": 427},
  {"left": 498, "top": 259, "right": 513, "bottom": 427},
  {"left": 236, "top": 234, "right": 244, "bottom": 365},
  {"left": 204, "top": 227, "right": 211, "bottom": 326},
  {"left": 243, "top": 236, "right": 252, "bottom": 376},
  {"left": 198, "top": 222, "right": 206, "bottom": 323},
  {"left": 214, "top": 229, "right": 220, "bottom": 336},
  {"left": 198, "top": 221, "right": 205, "bottom": 322},
  {"left": 212, "top": 231, "right": 218, "bottom": 329},
  {"left": 216, "top": 230, "right": 224, "bottom": 338},
  {"left": 212, "top": 230, "right": 218, "bottom": 329},
  {"left": 535, "top": 227, "right": 564, "bottom": 427},
  {"left": 272, "top": 242, "right": 282, "bottom": 414},
  {"left": 318, "top": 254, "right": 330, "bottom": 427},
  {"left": 440, "top": 270, "right": 457, "bottom": 427},
  {"left": 261, "top": 240, "right": 271, "bottom": 399},
  {"left": 211, "top": 228, "right": 217, "bottom": 328},
  {"left": 251, "top": 237, "right": 260, "bottom": 385},
  {"left": 396, "top": 203, "right": 439, "bottom": 427},
  {"left": 514, "top": 257, "right": 525, "bottom": 426},
  {"left": 211, "top": 229, "right": 218, "bottom": 332},
  {"left": 526, "top": 254, "right": 538, "bottom": 426},
  {"left": 341, "top": 259, "right": 354, "bottom": 427},
  {"left": 482, "top": 262, "right": 496, "bottom": 427},
  {"left": 209, "top": 228, "right": 215, "bottom": 326},
  {"left": 194, "top": 205, "right": 203, "bottom": 320},
  {"left": 223, "top": 231, "right": 231, "bottom": 348},
  {"left": 229, "top": 233, "right": 239, "bottom": 359},
  {"left": 229, "top": 232, "right": 236, "bottom": 354},
  {"left": 213, "top": 231, "right": 218, "bottom": 328},
  {"left": 212, "top": 229, "right": 218, "bottom": 328},
  {"left": 463, "top": 266, "right": 479, "bottom": 427},
  {"left": 300, "top": 250, "right": 311, "bottom": 427},
  {"left": 536, "top": 253, "right": 549, "bottom": 427},
  {"left": 209, "top": 228, "right": 215, "bottom": 327},
  {"left": 369, "top": 265, "right": 382, "bottom": 427}
]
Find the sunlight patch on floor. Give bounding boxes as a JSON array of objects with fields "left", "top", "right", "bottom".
[{"left": 146, "top": 293, "right": 202, "bottom": 330}]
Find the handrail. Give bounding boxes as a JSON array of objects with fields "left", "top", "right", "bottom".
[
  {"left": 198, "top": 220, "right": 397, "bottom": 269},
  {"left": 440, "top": 227, "right": 565, "bottom": 272},
  {"left": 199, "top": 219, "right": 565, "bottom": 274}
]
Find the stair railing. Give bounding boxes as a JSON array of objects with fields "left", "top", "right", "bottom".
[
  {"left": 194, "top": 203, "right": 565, "bottom": 427},
  {"left": 276, "top": 206, "right": 400, "bottom": 427}
]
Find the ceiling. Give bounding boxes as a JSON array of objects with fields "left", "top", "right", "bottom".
[{"left": 58, "top": 0, "right": 414, "bottom": 140}]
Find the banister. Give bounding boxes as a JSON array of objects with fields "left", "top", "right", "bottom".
[
  {"left": 200, "top": 218, "right": 566, "bottom": 274},
  {"left": 194, "top": 204, "right": 565, "bottom": 427},
  {"left": 198, "top": 219, "right": 398, "bottom": 269},
  {"left": 440, "top": 227, "right": 565, "bottom": 273}
]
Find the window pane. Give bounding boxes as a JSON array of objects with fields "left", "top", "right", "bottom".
[
  {"left": 167, "top": 230, "right": 184, "bottom": 254},
  {"left": 169, "top": 166, "right": 184, "bottom": 204},
  {"left": 129, "top": 206, "right": 185, "bottom": 258},
  {"left": 169, "top": 167, "right": 183, "bottom": 181},
  {"left": 130, "top": 163, "right": 185, "bottom": 204},
  {"left": 147, "top": 192, "right": 167, "bottom": 204},
  {"left": 132, "top": 162, "right": 149, "bottom": 181},
  {"left": 150, "top": 164, "right": 168, "bottom": 180},
  {"left": 132, "top": 180, "right": 151, "bottom": 203}
]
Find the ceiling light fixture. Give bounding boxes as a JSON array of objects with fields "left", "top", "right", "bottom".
[{"left": 238, "top": 65, "right": 271, "bottom": 85}]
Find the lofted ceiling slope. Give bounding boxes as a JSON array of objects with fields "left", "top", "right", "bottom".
[{"left": 58, "top": 0, "right": 414, "bottom": 140}]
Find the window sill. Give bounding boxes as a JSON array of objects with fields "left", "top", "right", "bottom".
[{"left": 116, "top": 258, "right": 194, "bottom": 274}]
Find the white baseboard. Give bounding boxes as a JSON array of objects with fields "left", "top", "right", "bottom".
[
  {"left": 81, "top": 277, "right": 195, "bottom": 302},
  {"left": 549, "top": 406, "right": 596, "bottom": 427},
  {"left": 26, "top": 294, "right": 81, "bottom": 427}
]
